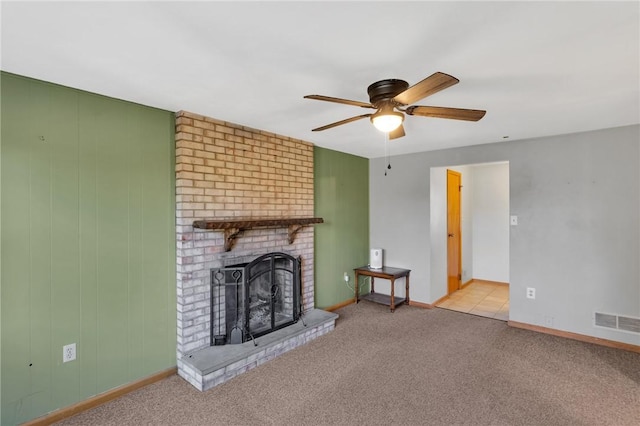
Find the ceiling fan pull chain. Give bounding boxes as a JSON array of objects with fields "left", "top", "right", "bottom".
[{"left": 384, "top": 132, "right": 391, "bottom": 176}]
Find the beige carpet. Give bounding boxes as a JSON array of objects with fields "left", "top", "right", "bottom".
[{"left": 56, "top": 302, "right": 640, "bottom": 425}]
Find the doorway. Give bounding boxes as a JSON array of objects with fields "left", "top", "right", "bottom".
[{"left": 430, "top": 162, "right": 510, "bottom": 320}]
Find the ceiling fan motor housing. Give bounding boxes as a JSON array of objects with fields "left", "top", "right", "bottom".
[{"left": 367, "top": 79, "right": 409, "bottom": 105}]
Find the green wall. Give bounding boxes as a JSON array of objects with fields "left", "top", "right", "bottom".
[
  {"left": 0, "top": 73, "right": 176, "bottom": 425},
  {"left": 314, "top": 146, "right": 369, "bottom": 308}
]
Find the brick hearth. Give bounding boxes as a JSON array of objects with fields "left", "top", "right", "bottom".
[{"left": 180, "top": 309, "right": 337, "bottom": 391}]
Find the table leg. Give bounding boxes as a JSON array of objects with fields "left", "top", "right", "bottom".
[
  {"left": 371, "top": 277, "right": 375, "bottom": 294},
  {"left": 354, "top": 271, "right": 359, "bottom": 304},
  {"left": 405, "top": 274, "right": 410, "bottom": 305},
  {"left": 390, "top": 278, "right": 395, "bottom": 312}
]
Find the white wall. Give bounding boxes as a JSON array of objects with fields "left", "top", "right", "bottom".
[
  {"left": 370, "top": 125, "right": 640, "bottom": 346},
  {"left": 471, "top": 163, "right": 509, "bottom": 282},
  {"left": 429, "top": 168, "right": 448, "bottom": 301}
]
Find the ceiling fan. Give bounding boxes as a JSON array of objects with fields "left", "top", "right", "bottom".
[{"left": 304, "top": 72, "right": 486, "bottom": 139}]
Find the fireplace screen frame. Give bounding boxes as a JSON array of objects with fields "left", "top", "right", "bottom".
[{"left": 210, "top": 252, "right": 302, "bottom": 345}]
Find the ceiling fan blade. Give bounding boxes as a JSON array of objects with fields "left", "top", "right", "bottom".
[
  {"left": 389, "top": 124, "right": 405, "bottom": 140},
  {"left": 311, "top": 114, "right": 372, "bottom": 131},
  {"left": 406, "top": 106, "right": 486, "bottom": 121},
  {"left": 393, "top": 72, "right": 459, "bottom": 105},
  {"left": 304, "top": 95, "right": 375, "bottom": 109}
]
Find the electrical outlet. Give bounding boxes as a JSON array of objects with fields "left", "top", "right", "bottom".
[
  {"left": 544, "top": 316, "right": 554, "bottom": 327},
  {"left": 526, "top": 287, "right": 536, "bottom": 299},
  {"left": 343, "top": 272, "right": 349, "bottom": 282},
  {"left": 63, "top": 343, "right": 76, "bottom": 363}
]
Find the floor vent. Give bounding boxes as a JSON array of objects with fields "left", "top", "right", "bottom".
[{"left": 595, "top": 312, "right": 640, "bottom": 334}]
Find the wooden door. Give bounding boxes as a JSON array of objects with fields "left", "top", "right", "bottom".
[{"left": 447, "top": 170, "right": 462, "bottom": 295}]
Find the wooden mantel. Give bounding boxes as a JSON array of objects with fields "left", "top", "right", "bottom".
[{"left": 192, "top": 217, "right": 324, "bottom": 251}]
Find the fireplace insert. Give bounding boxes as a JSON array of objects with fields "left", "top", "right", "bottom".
[{"left": 210, "top": 252, "right": 302, "bottom": 345}]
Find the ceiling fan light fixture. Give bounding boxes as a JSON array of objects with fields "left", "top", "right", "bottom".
[{"left": 371, "top": 110, "right": 404, "bottom": 133}]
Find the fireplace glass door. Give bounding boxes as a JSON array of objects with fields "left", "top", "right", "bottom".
[
  {"left": 245, "top": 252, "right": 300, "bottom": 339},
  {"left": 211, "top": 252, "right": 301, "bottom": 345}
]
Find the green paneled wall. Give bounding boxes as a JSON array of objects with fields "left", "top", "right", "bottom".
[
  {"left": 314, "top": 146, "right": 369, "bottom": 308},
  {"left": 0, "top": 73, "right": 176, "bottom": 425}
]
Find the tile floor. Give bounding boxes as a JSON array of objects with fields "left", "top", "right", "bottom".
[{"left": 436, "top": 280, "right": 509, "bottom": 321}]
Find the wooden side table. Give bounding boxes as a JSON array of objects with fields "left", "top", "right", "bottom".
[{"left": 354, "top": 266, "right": 411, "bottom": 312}]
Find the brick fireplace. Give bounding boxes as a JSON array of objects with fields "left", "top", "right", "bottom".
[{"left": 175, "top": 111, "right": 336, "bottom": 390}]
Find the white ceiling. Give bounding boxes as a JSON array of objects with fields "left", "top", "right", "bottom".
[{"left": 1, "top": 1, "right": 638, "bottom": 159}]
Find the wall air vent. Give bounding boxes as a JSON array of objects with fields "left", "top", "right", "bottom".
[
  {"left": 594, "top": 312, "right": 640, "bottom": 335},
  {"left": 618, "top": 316, "right": 640, "bottom": 333},
  {"left": 594, "top": 312, "right": 617, "bottom": 328}
]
